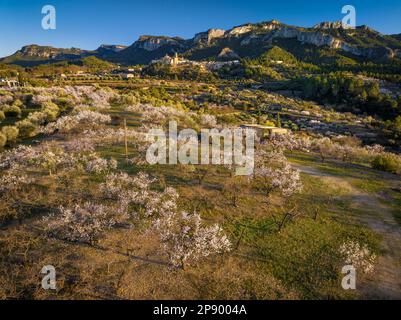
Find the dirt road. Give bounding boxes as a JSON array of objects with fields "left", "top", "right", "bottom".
[{"left": 292, "top": 163, "right": 401, "bottom": 299}]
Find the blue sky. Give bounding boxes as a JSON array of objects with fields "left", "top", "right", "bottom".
[{"left": 0, "top": 0, "right": 400, "bottom": 58}]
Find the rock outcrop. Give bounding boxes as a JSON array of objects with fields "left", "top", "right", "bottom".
[
  {"left": 193, "top": 29, "right": 226, "bottom": 45},
  {"left": 17, "top": 45, "right": 85, "bottom": 59},
  {"left": 133, "top": 36, "right": 186, "bottom": 51},
  {"left": 313, "top": 21, "right": 344, "bottom": 30},
  {"left": 217, "top": 48, "right": 240, "bottom": 61},
  {"left": 97, "top": 45, "right": 127, "bottom": 53},
  {"left": 228, "top": 24, "right": 253, "bottom": 36},
  {"left": 2, "top": 20, "right": 400, "bottom": 66}
]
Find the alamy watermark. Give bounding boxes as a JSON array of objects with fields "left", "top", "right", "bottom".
[
  {"left": 41, "top": 265, "right": 56, "bottom": 290},
  {"left": 42, "top": 5, "right": 56, "bottom": 30},
  {"left": 341, "top": 265, "right": 356, "bottom": 290},
  {"left": 146, "top": 121, "right": 256, "bottom": 176},
  {"left": 342, "top": 5, "right": 356, "bottom": 29},
  {"left": 40, "top": 4, "right": 355, "bottom": 31}
]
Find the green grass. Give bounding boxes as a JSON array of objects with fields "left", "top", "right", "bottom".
[
  {"left": 1, "top": 83, "right": 398, "bottom": 299},
  {"left": 288, "top": 151, "right": 393, "bottom": 193},
  {"left": 288, "top": 150, "right": 401, "bottom": 229},
  {"left": 224, "top": 156, "right": 383, "bottom": 298},
  {"left": 95, "top": 122, "right": 388, "bottom": 300}
]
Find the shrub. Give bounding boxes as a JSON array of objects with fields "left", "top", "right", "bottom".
[
  {"left": 12, "top": 99, "right": 24, "bottom": 108},
  {"left": 3, "top": 105, "right": 21, "bottom": 118},
  {"left": 1, "top": 126, "right": 19, "bottom": 144},
  {"left": 371, "top": 154, "right": 401, "bottom": 174},
  {"left": 0, "top": 132, "right": 6, "bottom": 148},
  {"left": 27, "top": 111, "right": 48, "bottom": 125},
  {"left": 333, "top": 135, "right": 361, "bottom": 148},
  {"left": 16, "top": 119, "right": 38, "bottom": 139},
  {"left": 41, "top": 101, "right": 60, "bottom": 121},
  {"left": 54, "top": 97, "right": 73, "bottom": 112},
  {"left": 0, "top": 110, "right": 5, "bottom": 122}
]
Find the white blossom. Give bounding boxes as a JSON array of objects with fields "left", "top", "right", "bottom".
[
  {"left": 0, "top": 171, "right": 32, "bottom": 192},
  {"left": 339, "top": 241, "right": 376, "bottom": 274},
  {"left": 41, "top": 110, "right": 111, "bottom": 134},
  {"left": 85, "top": 156, "right": 117, "bottom": 174},
  {"left": 200, "top": 114, "right": 217, "bottom": 127},
  {"left": 253, "top": 148, "right": 302, "bottom": 198},
  {"left": 43, "top": 202, "right": 116, "bottom": 243},
  {"left": 0, "top": 145, "right": 39, "bottom": 170},
  {"left": 153, "top": 211, "right": 231, "bottom": 268},
  {"left": 64, "top": 138, "right": 95, "bottom": 153}
]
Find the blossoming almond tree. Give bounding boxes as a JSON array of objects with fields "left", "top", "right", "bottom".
[
  {"left": 41, "top": 110, "right": 111, "bottom": 134},
  {"left": 0, "top": 145, "right": 39, "bottom": 170},
  {"left": 42, "top": 170, "right": 232, "bottom": 268},
  {"left": 254, "top": 164, "right": 302, "bottom": 199},
  {"left": 100, "top": 172, "right": 179, "bottom": 219},
  {"left": 253, "top": 147, "right": 302, "bottom": 200},
  {"left": 99, "top": 171, "right": 231, "bottom": 268},
  {"left": 85, "top": 156, "right": 117, "bottom": 174},
  {"left": 0, "top": 171, "right": 32, "bottom": 193},
  {"left": 43, "top": 202, "right": 117, "bottom": 244},
  {"left": 339, "top": 240, "right": 376, "bottom": 274},
  {"left": 153, "top": 211, "right": 231, "bottom": 269}
]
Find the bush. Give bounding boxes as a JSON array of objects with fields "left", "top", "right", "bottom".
[
  {"left": 3, "top": 105, "right": 21, "bottom": 118},
  {"left": 1, "top": 126, "right": 19, "bottom": 145},
  {"left": 27, "top": 111, "right": 48, "bottom": 125},
  {"left": 0, "top": 132, "right": 6, "bottom": 148},
  {"left": 41, "top": 101, "right": 60, "bottom": 121},
  {"left": 371, "top": 154, "right": 401, "bottom": 174},
  {"left": 54, "top": 97, "right": 73, "bottom": 112},
  {"left": 0, "top": 110, "right": 5, "bottom": 122},
  {"left": 16, "top": 119, "right": 37, "bottom": 139},
  {"left": 12, "top": 99, "right": 24, "bottom": 108}
]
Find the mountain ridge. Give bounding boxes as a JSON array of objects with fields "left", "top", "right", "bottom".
[{"left": 2, "top": 20, "right": 401, "bottom": 66}]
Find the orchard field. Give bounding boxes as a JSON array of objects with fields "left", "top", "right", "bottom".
[{"left": 1, "top": 81, "right": 400, "bottom": 299}]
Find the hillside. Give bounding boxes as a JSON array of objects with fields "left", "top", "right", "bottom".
[
  {"left": 0, "top": 45, "right": 91, "bottom": 66},
  {"left": 2, "top": 20, "right": 401, "bottom": 66},
  {"left": 107, "top": 36, "right": 191, "bottom": 65},
  {"left": 0, "top": 44, "right": 125, "bottom": 67},
  {"left": 112, "top": 20, "right": 401, "bottom": 64},
  {"left": 391, "top": 34, "right": 401, "bottom": 42}
]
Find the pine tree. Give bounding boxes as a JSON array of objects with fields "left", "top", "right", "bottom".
[{"left": 277, "top": 112, "right": 281, "bottom": 128}]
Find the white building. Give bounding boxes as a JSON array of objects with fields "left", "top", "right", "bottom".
[
  {"left": 150, "top": 53, "right": 193, "bottom": 66},
  {"left": 122, "top": 73, "right": 136, "bottom": 79}
]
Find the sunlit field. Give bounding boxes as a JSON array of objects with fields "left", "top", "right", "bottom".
[
  {"left": 1, "top": 81, "right": 400, "bottom": 299},
  {"left": 1, "top": 1, "right": 401, "bottom": 301}
]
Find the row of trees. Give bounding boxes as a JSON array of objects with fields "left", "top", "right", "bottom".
[
  {"left": 312, "top": 135, "right": 401, "bottom": 174},
  {"left": 298, "top": 72, "right": 401, "bottom": 120}
]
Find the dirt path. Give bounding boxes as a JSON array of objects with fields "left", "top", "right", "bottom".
[
  {"left": 350, "top": 193, "right": 401, "bottom": 299},
  {"left": 292, "top": 163, "right": 401, "bottom": 299}
]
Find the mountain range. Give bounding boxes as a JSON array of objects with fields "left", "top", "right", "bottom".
[{"left": 2, "top": 20, "right": 401, "bottom": 66}]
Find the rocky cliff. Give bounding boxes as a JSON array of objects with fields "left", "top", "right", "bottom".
[
  {"left": 132, "top": 36, "right": 187, "bottom": 51},
  {"left": 193, "top": 29, "right": 226, "bottom": 45},
  {"left": 2, "top": 20, "right": 401, "bottom": 66}
]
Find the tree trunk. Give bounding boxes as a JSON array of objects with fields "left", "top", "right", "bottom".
[{"left": 233, "top": 196, "right": 238, "bottom": 207}]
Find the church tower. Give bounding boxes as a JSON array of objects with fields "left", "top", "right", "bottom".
[{"left": 172, "top": 52, "right": 179, "bottom": 66}]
